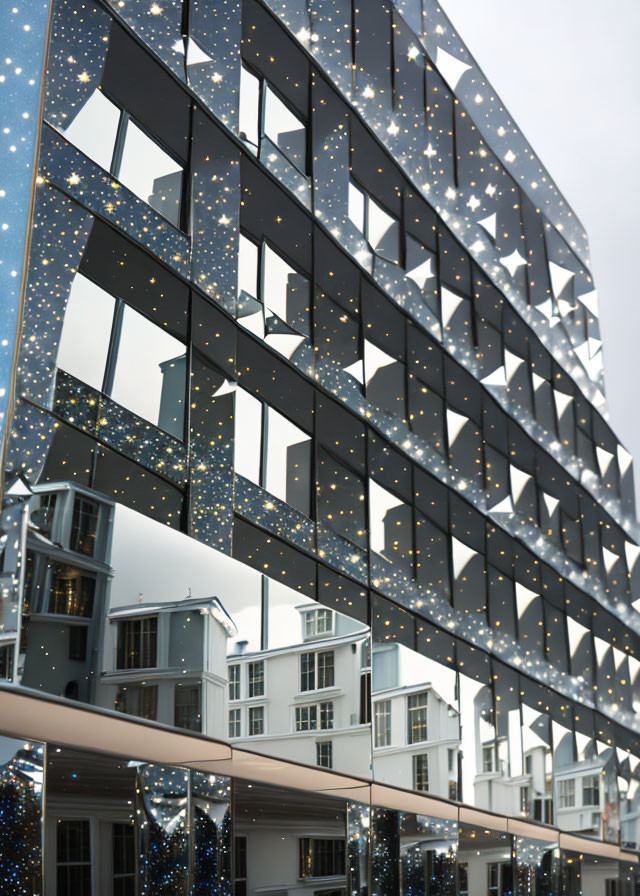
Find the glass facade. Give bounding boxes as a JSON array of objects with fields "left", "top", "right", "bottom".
[{"left": 0, "top": 0, "right": 639, "bottom": 889}]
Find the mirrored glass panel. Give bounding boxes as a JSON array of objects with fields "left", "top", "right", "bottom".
[
  {"left": 0, "top": 736, "right": 43, "bottom": 895},
  {"left": 234, "top": 780, "right": 360, "bottom": 896},
  {"left": 263, "top": 85, "right": 307, "bottom": 174},
  {"left": 118, "top": 119, "right": 183, "bottom": 227}
]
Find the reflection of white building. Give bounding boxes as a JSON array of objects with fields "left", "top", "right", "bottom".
[
  {"left": 98, "top": 597, "right": 236, "bottom": 738},
  {"left": 7, "top": 483, "right": 114, "bottom": 704},
  {"left": 372, "top": 643, "right": 460, "bottom": 800},
  {"left": 228, "top": 605, "right": 371, "bottom": 777}
]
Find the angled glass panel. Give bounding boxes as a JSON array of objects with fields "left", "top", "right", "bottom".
[
  {"left": 239, "top": 64, "right": 260, "bottom": 153},
  {"left": 118, "top": 119, "right": 183, "bottom": 227},
  {"left": 110, "top": 304, "right": 186, "bottom": 438},
  {"left": 264, "top": 406, "right": 312, "bottom": 516},
  {"left": 62, "top": 87, "right": 121, "bottom": 170},
  {"left": 56, "top": 272, "right": 116, "bottom": 391},
  {"left": 263, "top": 85, "right": 306, "bottom": 173}
]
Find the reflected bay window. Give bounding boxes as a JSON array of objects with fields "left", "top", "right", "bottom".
[
  {"left": 49, "top": 565, "right": 95, "bottom": 618},
  {"left": 295, "top": 702, "right": 334, "bottom": 732},
  {"left": 70, "top": 496, "right": 99, "bottom": 557},
  {"left": 116, "top": 617, "right": 157, "bottom": 670},
  {"left": 57, "top": 273, "right": 187, "bottom": 439},
  {"left": 174, "top": 682, "right": 201, "bottom": 731},
  {"left": 61, "top": 88, "right": 184, "bottom": 227},
  {"left": 407, "top": 692, "right": 428, "bottom": 744},
  {"left": 557, "top": 777, "right": 575, "bottom": 808},
  {"left": 582, "top": 774, "right": 600, "bottom": 807}
]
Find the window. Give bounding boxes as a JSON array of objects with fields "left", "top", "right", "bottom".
[
  {"left": 248, "top": 660, "right": 264, "bottom": 698},
  {"left": 33, "top": 492, "right": 57, "bottom": 537},
  {"left": 69, "top": 626, "right": 87, "bottom": 661},
  {"left": 448, "top": 780, "right": 458, "bottom": 801},
  {"left": 49, "top": 565, "right": 95, "bottom": 618},
  {"left": 407, "top": 693, "right": 428, "bottom": 744},
  {"left": 448, "top": 748, "right": 455, "bottom": 773},
  {"left": 303, "top": 608, "right": 333, "bottom": 639},
  {"left": 229, "top": 707, "right": 241, "bottom": 738},
  {"left": 347, "top": 180, "right": 400, "bottom": 264},
  {"left": 316, "top": 741, "right": 333, "bottom": 769},
  {"left": 583, "top": 775, "right": 600, "bottom": 807},
  {"left": 70, "top": 496, "right": 99, "bottom": 557},
  {"left": 229, "top": 664, "right": 241, "bottom": 701},
  {"left": 558, "top": 778, "right": 576, "bottom": 808},
  {"left": 524, "top": 754, "right": 532, "bottom": 774},
  {"left": 488, "top": 863, "right": 499, "bottom": 896},
  {"left": 482, "top": 745, "right": 496, "bottom": 773},
  {"left": 413, "top": 754, "right": 429, "bottom": 792},
  {"left": 236, "top": 235, "right": 311, "bottom": 361},
  {"left": 296, "top": 705, "right": 317, "bottom": 732},
  {"left": 300, "top": 650, "right": 334, "bottom": 692},
  {"left": 174, "top": 683, "right": 201, "bottom": 731},
  {"left": 0, "top": 645, "right": 14, "bottom": 681},
  {"left": 115, "top": 685, "right": 157, "bottom": 721},
  {"left": 520, "top": 786, "right": 530, "bottom": 815},
  {"left": 374, "top": 700, "right": 391, "bottom": 747},
  {"left": 459, "top": 864, "right": 469, "bottom": 896},
  {"left": 360, "top": 671, "right": 371, "bottom": 724},
  {"left": 57, "top": 819, "right": 91, "bottom": 896},
  {"left": 295, "top": 703, "right": 334, "bottom": 731},
  {"left": 234, "top": 836, "right": 247, "bottom": 896},
  {"left": 239, "top": 65, "right": 308, "bottom": 175},
  {"left": 116, "top": 617, "right": 157, "bottom": 670},
  {"left": 57, "top": 273, "right": 187, "bottom": 439},
  {"left": 62, "top": 88, "right": 183, "bottom": 227},
  {"left": 113, "top": 823, "right": 135, "bottom": 896},
  {"left": 299, "top": 838, "right": 345, "bottom": 878},
  {"left": 248, "top": 706, "right": 264, "bottom": 736}
]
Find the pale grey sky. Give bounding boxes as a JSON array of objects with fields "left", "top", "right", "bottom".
[{"left": 441, "top": 0, "right": 640, "bottom": 508}]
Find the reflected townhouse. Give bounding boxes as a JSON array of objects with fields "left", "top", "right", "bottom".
[{"left": 1, "top": 0, "right": 640, "bottom": 894}]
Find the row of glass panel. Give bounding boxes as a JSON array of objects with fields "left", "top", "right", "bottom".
[
  {"left": 53, "top": 264, "right": 640, "bottom": 614},
  {"left": 1, "top": 733, "right": 638, "bottom": 896},
  {"left": 43, "top": 0, "right": 627, "bottom": 523}
]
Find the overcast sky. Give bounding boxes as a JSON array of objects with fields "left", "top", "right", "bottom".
[{"left": 441, "top": 0, "right": 640, "bottom": 507}]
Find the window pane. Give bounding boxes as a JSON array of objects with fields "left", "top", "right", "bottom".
[
  {"left": 348, "top": 181, "right": 365, "bottom": 232},
  {"left": 109, "top": 304, "right": 186, "bottom": 438},
  {"left": 367, "top": 196, "right": 400, "bottom": 264},
  {"left": 264, "top": 406, "right": 311, "bottom": 515},
  {"left": 239, "top": 65, "right": 260, "bottom": 152},
  {"left": 118, "top": 120, "right": 183, "bottom": 227},
  {"left": 263, "top": 85, "right": 306, "bottom": 172},
  {"left": 63, "top": 87, "right": 120, "bottom": 170},
  {"left": 57, "top": 273, "right": 115, "bottom": 391},
  {"left": 233, "top": 386, "right": 262, "bottom": 485}
]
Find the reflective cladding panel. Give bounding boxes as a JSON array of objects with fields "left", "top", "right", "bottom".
[
  {"left": 0, "top": 736, "right": 44, "bottom": 895},
  {"left": 398, "top": 811, "right": 458, "bottom": 896},
  {"left": 562, "top": 851, "right": 621, "bottom": 896},
  {"left": 514, "top": 836, "right": 561, "bottom": 896},
  {"left": 44, "top": 743, "right": 231, "bottom": 896},
  {"left": 233, "top": 779, "right": 362, "bottom": 896},
  {"left": 457, "top": 823, "right": 514, "bottom": 896}
]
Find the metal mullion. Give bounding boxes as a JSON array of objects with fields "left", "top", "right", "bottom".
[
  {"left": 110, "top": 110, "right": 129, "bottom": 180},
  {"left": 102, "top": 299, "right": 125, "bottom": 397}
]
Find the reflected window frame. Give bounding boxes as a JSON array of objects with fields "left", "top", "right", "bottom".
[
  {"left": 239, "top": 61, "right": 310, "bottom": 178},
  {"left": 57, "top": 272, "right": 188, "bottom": 441},
  {"left": 62, "top": 88, "right": 186, "bottom": 231}
]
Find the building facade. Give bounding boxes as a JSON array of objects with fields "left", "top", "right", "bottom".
[{"left": 1, "top": 0, "right": 640, "bottom": 893}]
